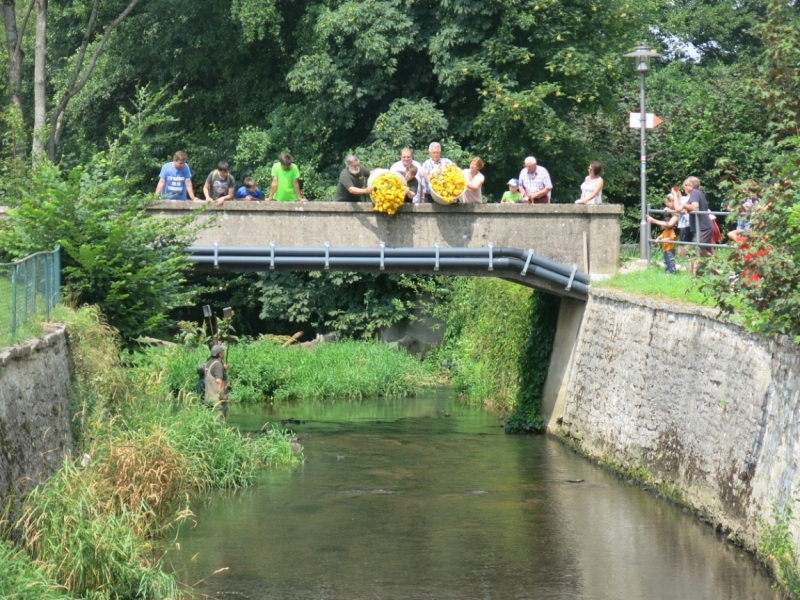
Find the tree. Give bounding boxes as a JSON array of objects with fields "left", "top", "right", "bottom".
[
  {"left": 700, "top": 0, "right": 800, "bottom": 341},
  {"left": 0, "top": 87, "right": 200, "bottom": 341},
  {"left": 255, "top": 271, "right": 424, "bottom": 338},
  {"left": 1, "top": 0, "right": 143, "bottom": 160}
]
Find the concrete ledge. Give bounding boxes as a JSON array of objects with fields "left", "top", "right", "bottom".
[
  {"left": 149, "top": 201, "right": 623, "bottom": 275},
  {"left": 0, "top": 324, "right": 67, "bottom": 367}
]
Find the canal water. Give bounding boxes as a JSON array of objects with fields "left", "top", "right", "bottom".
[{"left": 173, "top": 389, "right": 780, "bottom": 599}]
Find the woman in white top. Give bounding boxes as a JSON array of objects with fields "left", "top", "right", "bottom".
[
  {"left": 461, "top": 157, "right": 485, "bottom": 204},
  {"left": 575, "top": 161, "right": 604, "bottom": 205}
]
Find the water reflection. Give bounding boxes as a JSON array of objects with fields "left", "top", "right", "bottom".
[{"left": 171, "top": 389, "right": 779, "bottom": 599}]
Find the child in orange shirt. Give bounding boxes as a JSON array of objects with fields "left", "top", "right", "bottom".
[{"left": 646, "top": 194, "right": 679, "bottom": 274}]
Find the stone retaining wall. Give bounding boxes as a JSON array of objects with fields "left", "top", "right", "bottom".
[
  {"left": 556, "top": 289, "right": 800, "bottom": 551},
  {"left": 0, "top": 326, "right": 73, "bottom": 499}
]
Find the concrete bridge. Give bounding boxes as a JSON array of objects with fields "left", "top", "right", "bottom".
[{"left": 149, "top": 201, "right": 623, "bottom": 277}]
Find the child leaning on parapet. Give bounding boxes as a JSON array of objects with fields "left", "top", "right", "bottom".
[{"left": 646, "top": 194, "right": 679, "bottom": 274}]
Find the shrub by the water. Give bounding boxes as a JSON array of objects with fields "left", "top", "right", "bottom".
[
  {"left": 431, "top": 278, "right": 559, "bottom": 432},
  {"left": 1, "top": 306, "right": 300, "bottom": 599},
  {"left": 157, "top": 337, "right": 438, "bottom": 404},
  {"left": 432, "top": 277, "right": 532, "bottom": 409}
]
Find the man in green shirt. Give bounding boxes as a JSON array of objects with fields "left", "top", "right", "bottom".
[{"left": 268, "top": 153, "right": 306, "bottom": 202}]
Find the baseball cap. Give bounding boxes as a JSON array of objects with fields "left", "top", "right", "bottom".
[
  {"left": 210, "top": 345, "right": 225, "bottom": 357},
  {"left": 507, "top": 178, "right": 519, "bottom": 186}
]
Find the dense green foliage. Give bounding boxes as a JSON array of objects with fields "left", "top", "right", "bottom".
[
  {"left": 432, "top": 277, "right": 558, "bottom": 432},
  {"left": 2, "top": 0, "right": 778, "bottom": 228},
  {"left": 158, "top": 336, "right": 438, "bottom": 403},
  {"left": 0, "top": 90, "right": 203, "bottom": 342},
  {"left": 698, "top": 1, "right": 800, "bottom": 342},
  {"left": 0, "top": 306, "right": 300, "bottom": 599},
  {"left": 0, "top": 539, "right": 71, "bottom": 600},
  {"left": 0, "top": 160, "right": 200, "bottom": 342},
  {"left": 434, "top": 277, "right": 533, "bottom": 408},
  {"left": 255, "top": 271, "right": 425, "bottom": 337},
  {"left": 504, "top": 292, "right": 560, "bottom": 433},
  {"left": 1, "top": 0, "right": 791, "bottom": 338},
  {"left": 701, "top": 173, "right": 800, "bottom": 341}
]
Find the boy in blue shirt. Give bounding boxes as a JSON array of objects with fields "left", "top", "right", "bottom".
[{"left": 235, "top": 177, "right": 264, "bottom": 201}]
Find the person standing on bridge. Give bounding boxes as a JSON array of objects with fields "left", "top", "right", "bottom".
[
  {"left": 460, "top": 157, "right": 485, "bottom": 204},
  {"left": 334, "top": 155, "right": 372, "bottom": 202},
  {"left": 268, "top": 153, "right": 306, "bottom": 202},
  {"left": 421, "top": 142, "right": 454, "bottom": 203},
  {"left": 156, "top": 151, "right": 199, "bottom": 200},
  {"left": 235, "top": 176, "right": 265, "bottom": 201},
  {"left": 390, "top": 148, "right": 423, "bottom": 203},
  {"left": 203, "top": 161, "right": 236, "bottom": 207},
  {"left": 574, "top": 162, "right": 604, "bottom": 205},
  {"left": 518, "top": 156, "right": 552, "bottom": 204}
]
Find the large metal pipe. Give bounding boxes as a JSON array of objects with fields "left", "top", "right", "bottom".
[
  {"left": 186, "top": 252, "right": 590, "bottom": 295},
  {"left": 187, "top": 245, "right": 590, "bottom": 285}
]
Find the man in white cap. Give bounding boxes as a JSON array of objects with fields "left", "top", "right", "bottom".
[{"left": 518, "top": 156, "right": 553, "bottom": 204}]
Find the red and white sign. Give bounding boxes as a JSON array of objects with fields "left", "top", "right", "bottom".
[{"left": 629, "top": 113, "right": 663, "bottom": 129}]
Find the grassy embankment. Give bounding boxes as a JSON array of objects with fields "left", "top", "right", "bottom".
[
  {"left": 595, "top": 265, "right": 710, "bottom": 306},
  {"left": 0, "top": 277, "right": 74, "bottom": 347},
  {"left": 0, "top": 306, "right": 301, "bottom": 599},
  {"left": 432, "top": 277, "right": 559, "bottom": 432}
]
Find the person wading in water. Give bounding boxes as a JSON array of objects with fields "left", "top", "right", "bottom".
[{"left": 203, "top": 345, "right": 229, "bottom": 418}]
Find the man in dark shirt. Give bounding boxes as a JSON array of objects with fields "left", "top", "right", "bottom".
[
  {"left": 334, "top": 155, "right": 372, "bottom": 202},
  {"left": 683, "top": 176, "right": 714, "bottom": 274}
]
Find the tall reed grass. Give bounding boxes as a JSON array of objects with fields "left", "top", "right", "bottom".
[
  {"left": 0, "top": 538, "right": 72, "bottom": 599},
  {"left": 1, "top": 306, "right": 300, "bottom": 599},
  {"left": 156, "top": 337, "right": 438, "bottom": 404}
]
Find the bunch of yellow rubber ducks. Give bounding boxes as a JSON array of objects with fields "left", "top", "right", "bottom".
[
  {"left": 371, "top": 172, "right": 406, "bottom": 215},
  {"left": 430, "top": 164, "right": 466, "bottom": 203}
]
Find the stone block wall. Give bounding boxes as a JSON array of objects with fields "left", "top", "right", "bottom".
[
  {"left": 556, "top": 288, "right": 800, "bottom": 550},
  {"left": 0, "top": 326, "right": 72, "bottom": 499}
]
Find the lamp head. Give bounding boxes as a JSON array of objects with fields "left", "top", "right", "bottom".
[{"left": 623, "top": 45, "right": 661, "bottom": 74}]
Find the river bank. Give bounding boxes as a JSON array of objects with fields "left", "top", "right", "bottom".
[
  {"left": 0, "top": 307, "right": 301, "bottom": 599},
  {"left": 551, "top": 287, "right": 800, "bottom": 595}
]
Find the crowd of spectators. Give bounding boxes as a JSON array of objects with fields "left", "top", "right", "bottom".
[{"left": 156, "top": 145, "right": 601, "bottom": 206}]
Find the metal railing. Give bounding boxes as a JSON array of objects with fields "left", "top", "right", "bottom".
[{"left": 0, "top": 246, "right": 61, "bottom": 341}]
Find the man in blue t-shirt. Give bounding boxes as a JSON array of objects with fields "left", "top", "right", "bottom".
[{"left": 155, "top": 151, "right": 198, "bottom": 200}]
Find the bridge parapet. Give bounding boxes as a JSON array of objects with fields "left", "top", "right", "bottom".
[{"left": 149, "top": 201, "right": 622, "bottom": 275}]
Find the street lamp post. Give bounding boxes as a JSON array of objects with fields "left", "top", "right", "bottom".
[{"left": 623, "top": 45, "right": 661, "bottom": 262}]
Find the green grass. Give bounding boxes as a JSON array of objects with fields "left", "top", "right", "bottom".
[
  {"left": 432, "top": 277, "right": 534, "bottom": 410},
  {"left": 0, "top": 538, "right": 72, "bottom": 600},
  {"left": 759, "top": 503, "right": 800, "bottom": 597},
  {"left": 0, "top": 303, "right": 72, "bottom": 349},
  {"left": 595, "top": 266, "right": 710, "bottom": 306},
  {"left": 154, "top": 337, "right": 439, "bottom": 404}
]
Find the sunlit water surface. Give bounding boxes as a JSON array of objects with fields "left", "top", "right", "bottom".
[{"left": 171, "top": 389, "right": 779, "bottom": 599}]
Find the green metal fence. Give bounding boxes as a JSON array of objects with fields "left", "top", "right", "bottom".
[{"left": 0, "top": 246, "right": 61, "bottom": 341}]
